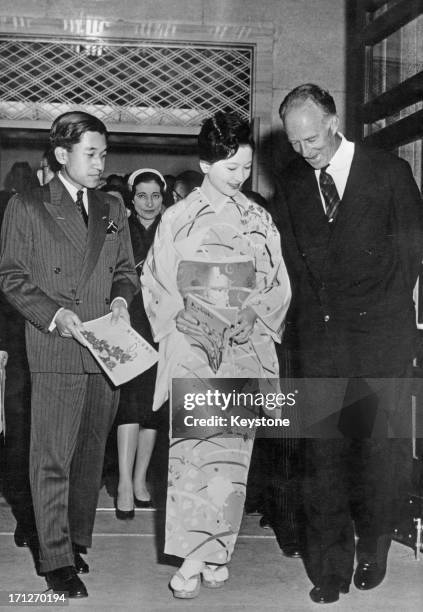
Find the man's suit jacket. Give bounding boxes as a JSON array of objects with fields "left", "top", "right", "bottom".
[
  {"left": 279, "top": 144, "right": 423, "bottom": 379},
  {"left": 0, "top": 176, "right": 140, "bottom": 374}
]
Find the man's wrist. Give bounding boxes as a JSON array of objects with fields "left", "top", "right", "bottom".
[{"left": 48, "top": 307, "right": 65, "bottom": 332}]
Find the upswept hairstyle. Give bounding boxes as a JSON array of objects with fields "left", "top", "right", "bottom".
[
  {"left": 49, "top": 111, "right": 107, "bottom": 151},
  {"left": 198, "top": 111, "right": 254, "bottom": 164},
  {"left": 279, "top": 83, "right": 337, "bottom": 123}
]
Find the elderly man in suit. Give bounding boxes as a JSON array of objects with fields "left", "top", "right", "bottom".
[
  {"left": 0, "top": 111, "right": 139, "bottom": 597},
  {"left": 277, "top": 84, "right": 423, "bottom": 604}
]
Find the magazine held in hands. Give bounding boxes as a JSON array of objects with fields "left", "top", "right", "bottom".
[
  {"left": 80, "top": 313, "right": 158, "bottom": 386},
  {"left": 176, "top": 257, "right": 256, "bottom": 374},
  {"left": 184, "top": 293, "right": 238, "bottom": 373}
]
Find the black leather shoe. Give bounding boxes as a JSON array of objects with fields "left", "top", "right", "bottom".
[
  {"left": 259, "top": 516, "right": 270, "bottom": 529},
  {"left": 309, "top": 576, "right": 349, "bottom": 604},
  {"left": 45, "top": 566, "right": 88, "bottom": 598},
  {"left": 280, "top": 542, "right": 302, "bottom": 558},
  {"left": 74, "top": 552, "right": 89, "bottom": 574},
  {"left": 14, "top": 525, "right": 30, "bottom": 548},
  {"left": 116, "top": 507, "right": 135, "bottom": 520},
  {"left": 115, "top": 493, "right": 135, "bottom": 519},
  {"left": 134, "top": 496, "right": 152, "bottom": 509},
  {"left": 353, "top": 561, "right": 386, "bottom": 590},
  {"left": 14, "top": 524, "right": 39, "bottom": 548}
]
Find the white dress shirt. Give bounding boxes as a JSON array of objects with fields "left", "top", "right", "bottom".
[{"left": 58, "top": 172, "right": 88, "bottom": 214}]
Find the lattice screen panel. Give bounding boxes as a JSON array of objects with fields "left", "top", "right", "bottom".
[{"left": 0, "top": 38, "right": 253, "bottom": 127}]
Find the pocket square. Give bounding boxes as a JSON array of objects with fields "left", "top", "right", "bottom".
[{"left": 106, "top": 219, "right": 118, "bottom": 234}]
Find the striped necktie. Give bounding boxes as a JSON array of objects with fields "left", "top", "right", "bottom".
[
  {"left": 319, "top": 166, "right": 340, "bottom": 223},
  {"left": 75, "top": 189, "right": 88, "bottom": 226}
]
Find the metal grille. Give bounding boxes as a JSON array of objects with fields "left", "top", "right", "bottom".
[{"left": 0, "top": 38, "right": 253, "bottom": 127}]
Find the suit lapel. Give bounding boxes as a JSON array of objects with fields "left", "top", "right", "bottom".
[
  {"left": 44, "top": 177, "right": 87, "bottom": 254},
  {"left": 288, "top": 163, "right": 331, "bottom": 279},
  {"left": 289, "top": 148, "right": 377, "bottom": 281},
  {"left": 290, "top": 163, "right": 329, "bottom": 237},
  {"left": 78, "top": 190, "right": 109, "bottom": 289},
  {"left": 329, "top": 147, "right": 373, "bottom": 246}
]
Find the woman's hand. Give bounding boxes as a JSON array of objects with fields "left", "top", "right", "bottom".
[
  {"left": 175, "top": 309, "right": 203, "bottom": 337},
  {"left": 231, "top": 306, "right": 257, "bottom": 344}
]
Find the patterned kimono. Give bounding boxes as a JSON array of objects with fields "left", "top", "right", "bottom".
[{"left": 142, "top": 185, "right": 291, "bottom": 563}]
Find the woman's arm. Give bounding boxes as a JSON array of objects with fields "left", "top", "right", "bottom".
[
  {"left": 243, "top": 212, "right": 292, "bottom": 343},
  {"left": 141, "top": 211, "right": 185, "bottom": 342}
]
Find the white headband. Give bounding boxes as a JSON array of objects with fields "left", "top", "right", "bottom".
[{"left": 127, "top": 168, "right": 167, "bottom": 192}]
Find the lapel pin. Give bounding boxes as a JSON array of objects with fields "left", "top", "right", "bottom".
[{"left": 106, "top": 219, "right": 118, "bottom": 234}]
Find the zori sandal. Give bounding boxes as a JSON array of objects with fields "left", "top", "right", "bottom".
[
  {"left": 169, "top": 570, "right": 201, "bottom": 599},
  {"left": 201, "top": 564, "right": 229, "bottom": 588}
]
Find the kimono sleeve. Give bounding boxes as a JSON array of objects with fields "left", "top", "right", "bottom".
[
  {"left": 141, "top": 212, "right": 184, "bottom": 342},
  {"left": 244, "top": 212, "right": 291, "bottom": 343}
]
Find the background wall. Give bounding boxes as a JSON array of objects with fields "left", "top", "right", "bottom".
[
  {"left": 1, "top": 145, "right": 200, "bottom": 187},
  {"left": 0, "top": 0, "right": 347, "bottom": 197}
]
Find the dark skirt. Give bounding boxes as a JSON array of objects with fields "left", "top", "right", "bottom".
[{"left": 114, "top": 292, "right": 164, "bottom": 430}]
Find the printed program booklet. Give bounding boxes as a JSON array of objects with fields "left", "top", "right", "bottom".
[
  {"left": 184, "top": 293, "right": 238, "bottom": 374},
  {"left": 80, "top": 313, "right": 158, "bottom": 386}
]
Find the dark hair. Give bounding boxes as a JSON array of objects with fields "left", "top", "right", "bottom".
[
  {"left": 42, "top": 147, "right": 61, "bottom": 173},
  {"left": 4, "top": 161, "right": 39, "bottom": 194},
  {"left": 163, "top": 174, "right": 176, "bottom": 208},
  {"left": 163, "top": 174, "right": 175, "bottom": 190},
  {"left": 100, "top": 183, "right": 129, "bottom": 206},
  {"left": 106, "top": 173, "right": 125, "bottom": 188},
  {"left": 175, "top": 170, "right": 203, "bottom": 191},
  {"left": 130, "top": 171, "right": 166, "bottom": 199},
  {"left": 49, "top": 111, "right": 107, "bottom": 152},
  {"left": 198, "top": 111, "right": 254, "bottom": 164},
  {"left": 279, "top": 83, "right": 337, "bottom": 123}
]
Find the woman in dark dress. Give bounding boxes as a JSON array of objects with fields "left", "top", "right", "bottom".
[
  {"left": 115, "top": 168, "right": 166, "bottom": 518},
  {"left": 1, "top": 167, "right": 39, "bottom": 554}
]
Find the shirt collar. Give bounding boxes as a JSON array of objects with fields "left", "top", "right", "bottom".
[
  {"left": 58, "top": 171, "right": 86, "bottom": 202},
  {"left": 326, "top": 133, "right": 355, "bottom": 171}
]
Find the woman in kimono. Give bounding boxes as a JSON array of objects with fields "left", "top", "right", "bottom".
[{"left": 142, "top": 111, "right": 291, "bottom": 599}]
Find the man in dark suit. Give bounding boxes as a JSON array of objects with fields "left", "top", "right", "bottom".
[
  {"left": 0, "top": 111, "right": 139, "bottom": 597},
  {"left": 277, "top": 84, "right": 423, "bottom": 604}
]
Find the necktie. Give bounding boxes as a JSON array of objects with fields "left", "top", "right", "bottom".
[
  {"left": 319, "top": 166, "right": 340, "bottom": 223},
  {"left": 75, "top": 189, "right": 88, "bottom": 226}
]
